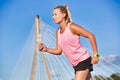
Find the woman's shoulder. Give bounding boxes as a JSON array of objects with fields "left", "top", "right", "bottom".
[
  {"left": 68, "top": 22, "right": 78, "bottom": 30},
  {"left": 69, "top": 22, "right": 83, "bottom": 29},
  {"left": 56, "top": 28, "right": 60, "bottom": 34},
  {"left": 56, "top": 28, "right": 60, "bottom": 31},
  {"left": 68, "top": 22, "right": 85, "bottom": 35},
  {"left": 68, "top": 22, "right": 78, "bottom": 28}
]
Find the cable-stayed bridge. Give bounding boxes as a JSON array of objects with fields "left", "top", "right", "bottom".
[{"left": 10, "top": 16, "right": 120, "bottom": 80}]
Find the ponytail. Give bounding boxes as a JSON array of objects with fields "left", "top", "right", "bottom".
[{"left": 64, "top": 5, "right": 73, "bottom": 23}]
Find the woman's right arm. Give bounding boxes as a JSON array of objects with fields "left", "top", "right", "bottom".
[{"left": 38, "top": 29, "right": 62, "bottom": 55}]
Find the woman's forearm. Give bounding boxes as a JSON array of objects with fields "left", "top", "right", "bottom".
[
  {"left": 89, "top": 33, "right": 98, "bottom": 54},
  {"left": 46, "top": 47, "right": 62, "bottom": 55}
]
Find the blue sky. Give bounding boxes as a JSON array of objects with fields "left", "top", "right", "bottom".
[{"left": 0, "top": 0, "right": 120, "bottom": 80}]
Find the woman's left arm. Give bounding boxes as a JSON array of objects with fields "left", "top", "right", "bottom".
[{"left": 70, "top": 23, "right": 99, "bottom": 64}]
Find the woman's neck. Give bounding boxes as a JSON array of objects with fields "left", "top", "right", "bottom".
[{"left": 59, "top": 20, "right": 67, "bottom": 30}]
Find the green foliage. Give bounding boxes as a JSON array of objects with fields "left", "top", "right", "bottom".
[
  {"left": 111, "top": 73, "right": 120, "bottom": 80},
  {"left": 93, "top": 73, "right": 120, "bottom": 80}
]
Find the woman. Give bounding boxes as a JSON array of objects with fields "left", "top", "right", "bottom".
[{"left": 38, "top": 5, "right": 99, "bottom": 80}]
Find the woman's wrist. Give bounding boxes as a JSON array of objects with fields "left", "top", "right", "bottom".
[
  {"left": 45, "top": 47, "right": 49, "bottom": 52},
  {"left": 93, "top": 53, "right": 100, "bottom": 58}
]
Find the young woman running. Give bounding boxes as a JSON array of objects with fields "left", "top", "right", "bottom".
[{"left": 38, "top": 5, "right": 99, "bottom": 80}]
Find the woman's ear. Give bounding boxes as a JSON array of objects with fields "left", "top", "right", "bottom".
[{"left": 62, "top": 13, "right": 66, "bottom": 18}]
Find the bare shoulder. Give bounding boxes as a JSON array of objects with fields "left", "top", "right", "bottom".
[
  {"left": 56, "top": 28, "right": 60, "bottom": 35},
  {"left": 69, "top": 22, "right": 85, "bottom": 35},
  {"left": 70, "top": 22, "right": 83, "bottom": 30},
  {"left": 56, "top": 28, "right": 60, "bottom": 32}
]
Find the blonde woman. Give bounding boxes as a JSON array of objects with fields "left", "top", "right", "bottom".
[{"left": 39, "top": 5, "right": 99, "bottom": 80}]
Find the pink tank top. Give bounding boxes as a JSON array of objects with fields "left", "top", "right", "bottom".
[{"left": 58, "top": 23, "right": 90, "bottom": 66}]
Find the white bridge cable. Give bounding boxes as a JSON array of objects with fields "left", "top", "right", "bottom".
[
  {"left": 100, "top": 56, "right": 120, "bottom": 72},
  {"left": 10, "top": 24, "right": 36, "bottom": 80},
  {"left": 94, "top": 65, "right": 114, "bottom": 80},
  {"left": 43, "top": 28, "right": 70, "bottom": 80},
  {"left": 39, "top": 20, "right": 56, "bottom": 80},
  {"left": 99, "top": 60, "right": 120, "bottom": 77},
  {"left": 40, "top": 34, "right": 64, "bottom": 80},
  {"left": 92, "top": 71, "right": 107, "bottom": 80}
]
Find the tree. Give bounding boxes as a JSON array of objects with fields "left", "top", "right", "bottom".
[{"left": 110, "top": 73, "right": 120, "bottom": 80}]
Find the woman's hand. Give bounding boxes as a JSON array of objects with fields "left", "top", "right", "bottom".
[
  {"left": 38, "top": 43, "right": 48, "bottom": 52},
  {"left": 91, "top": 57, "right": 99, "bottom": 64}
]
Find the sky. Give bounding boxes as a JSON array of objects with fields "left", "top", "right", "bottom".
[{"left": 0, "top": 0, "right": 120, "bottom": 80}]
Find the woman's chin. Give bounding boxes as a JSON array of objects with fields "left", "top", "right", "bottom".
[
  {"left": 54, "top": 22, "right": 59, "bottom": 24},
  {"left": 54, "top": 20, "right": 60, "bottom": 24}
]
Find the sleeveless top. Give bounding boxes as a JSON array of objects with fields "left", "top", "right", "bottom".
[{"left": 58, "top": 23, "right": 90, "bottom": 66}]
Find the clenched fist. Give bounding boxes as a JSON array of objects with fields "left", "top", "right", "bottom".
[{"left": 38, "top": 43, "right": 47, "bottom": 52}]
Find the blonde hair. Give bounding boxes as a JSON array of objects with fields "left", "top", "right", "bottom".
[
  {"left": 54, "top": 5, "right": 73, "bottom": 23},
  {"left": 64, "top": 5, "right": 73, "bottom": 22}
]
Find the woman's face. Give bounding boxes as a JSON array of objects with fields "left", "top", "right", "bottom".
[{"left": 52, "top": 8, "right": 65, "bottom": 24}]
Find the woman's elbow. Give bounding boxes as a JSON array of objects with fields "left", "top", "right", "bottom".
[
  {"left": 55, "top": 48, "right": 62, "bottom": 55},
  {"left": 89, "top": 33, "right": 95, "bottom": 39},
  {"left": 56, "top": 51, "right": 62, "bottom": 55}
]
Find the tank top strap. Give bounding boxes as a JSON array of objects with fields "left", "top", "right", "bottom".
[
  {"left": 67, "top": 22, "right": 72, "bottom": 29},
  {"left": 57, "top": 28, "right": 60, "bottom": 34}
]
